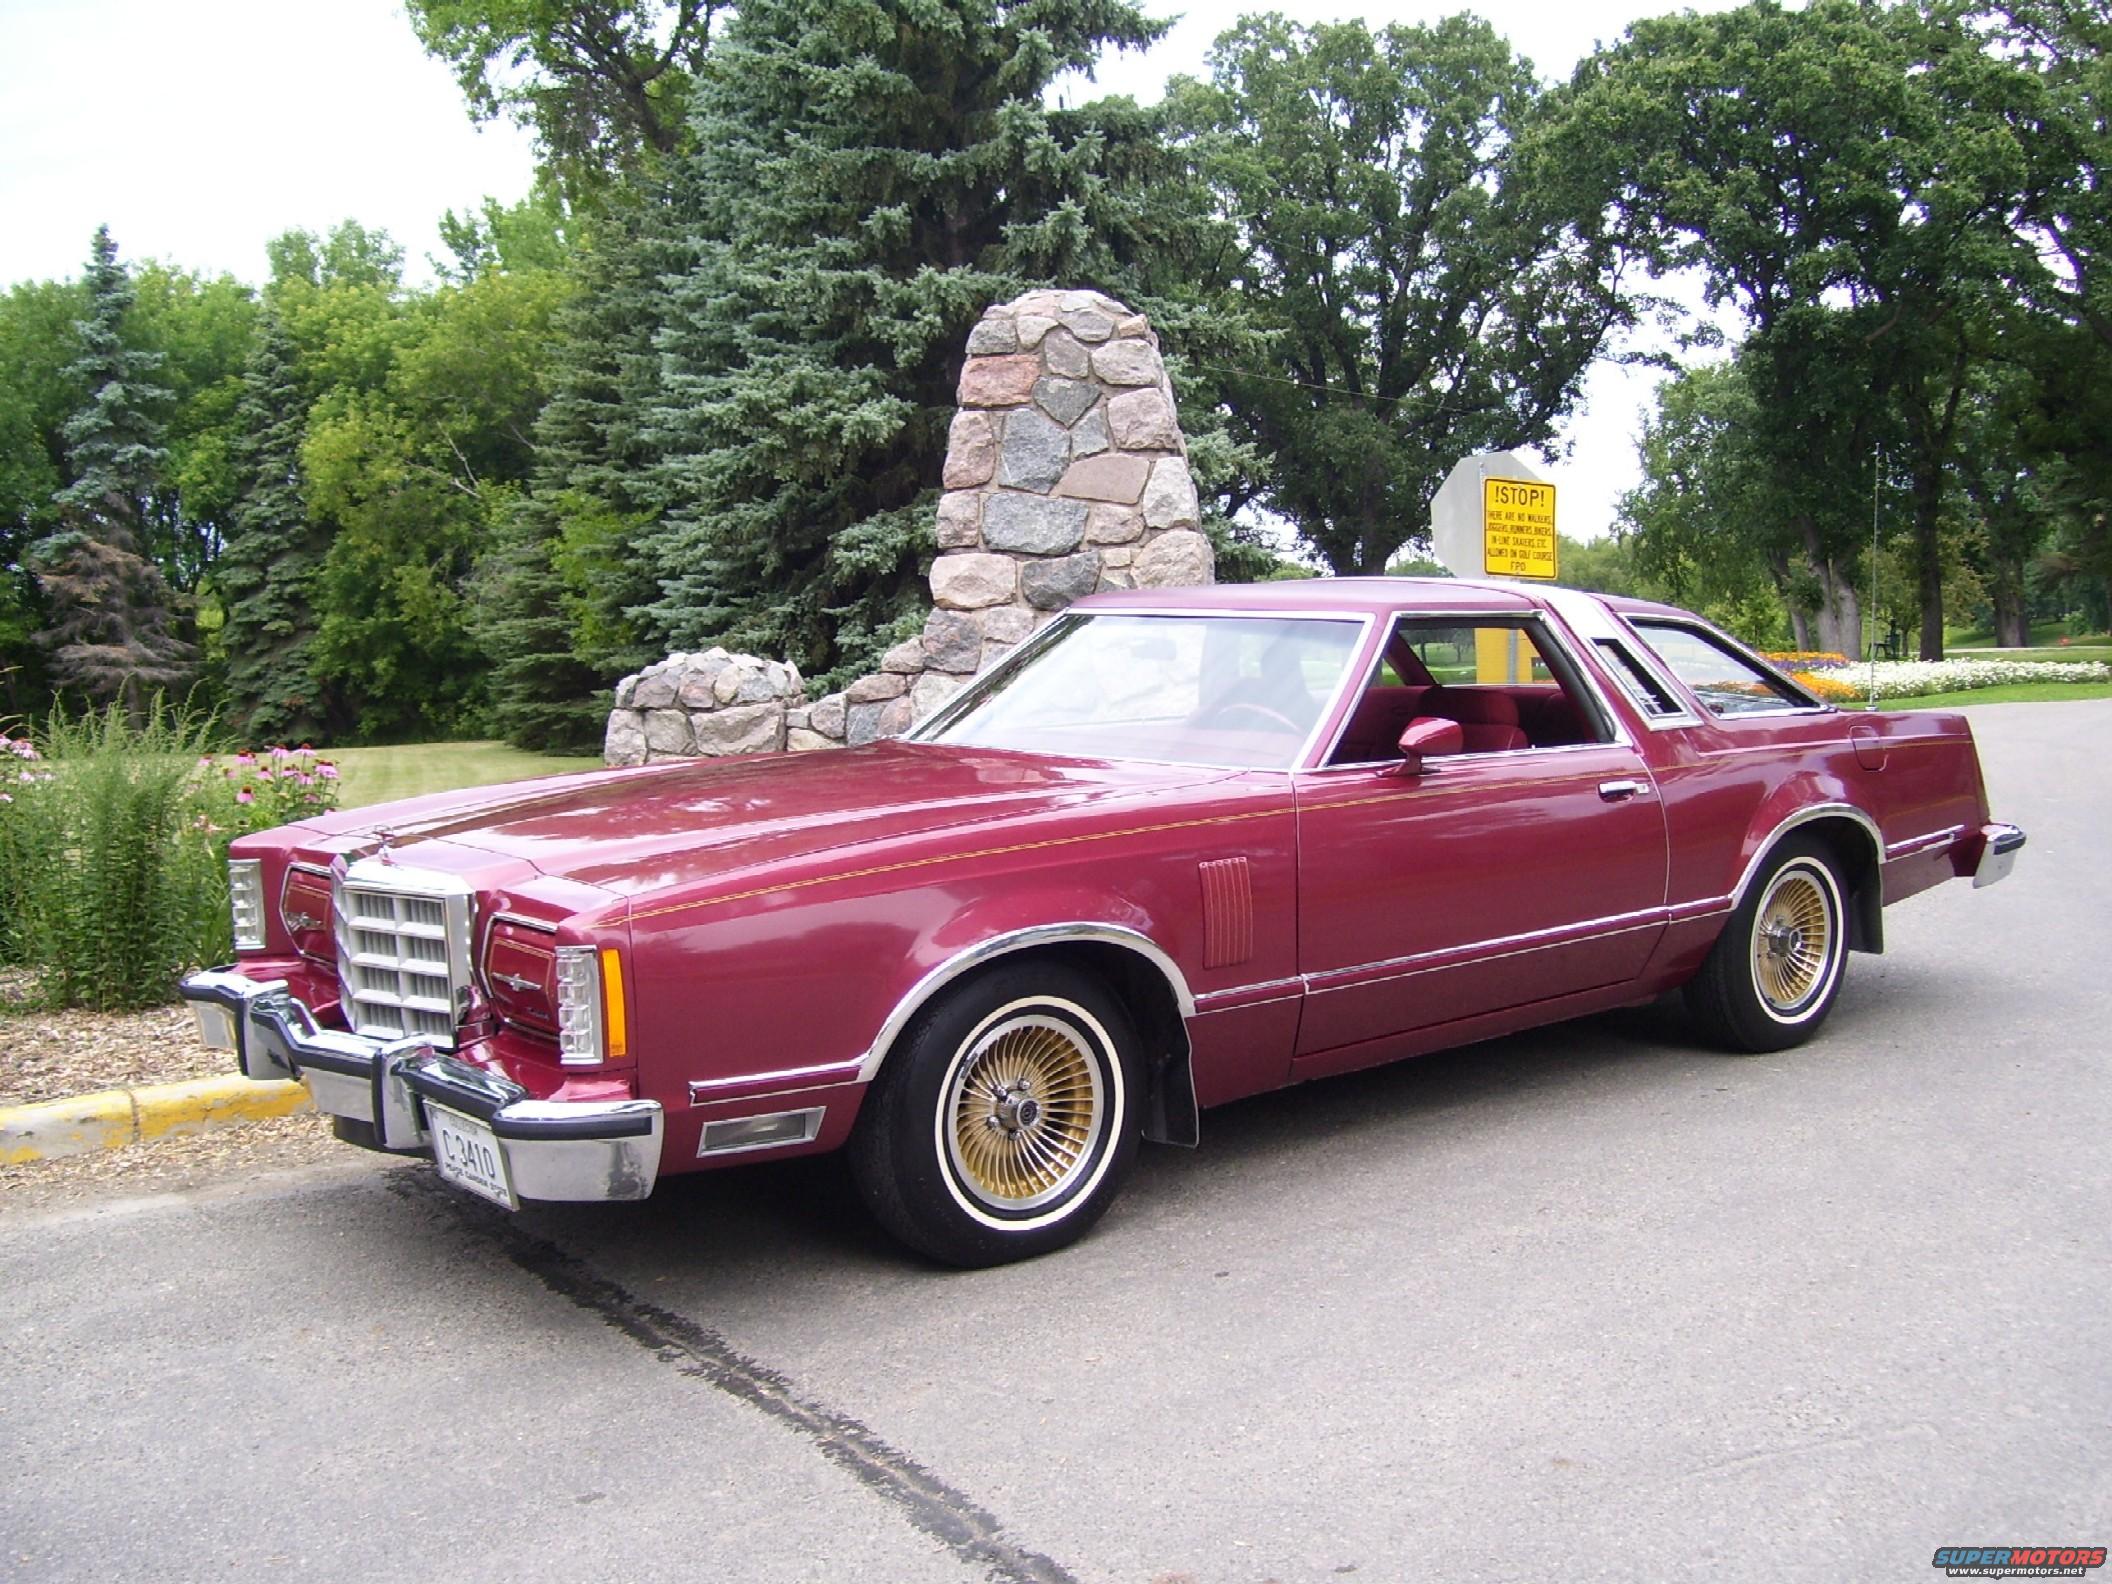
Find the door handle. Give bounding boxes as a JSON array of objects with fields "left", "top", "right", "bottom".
[{"left": 1598, "top": 779, "right": 1650, "bottom": 801}]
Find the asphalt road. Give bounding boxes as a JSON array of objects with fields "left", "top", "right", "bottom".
[{"left": 5, "top": 701, "right": 2107, "bottom": 1584}]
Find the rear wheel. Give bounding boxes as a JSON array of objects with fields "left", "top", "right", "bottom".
[
  {"left": 849, "top": 961, "right": 1141, "bottom": 1267},
  {"left": 1685, "top": 837, "right": 1849, "bottom": 1053}
]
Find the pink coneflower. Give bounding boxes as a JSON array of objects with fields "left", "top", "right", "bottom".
[
  {"left": 236, "top": 788, "right": 254, "bottom": 804},
  {"left": 317, "top": 763, "right": 339, "bottom": 780},
  {"left": 234, "top": 751, "right": 256, "bottom": 767},
  {"left": 197, "top": 755, "right": 215, "bottom": 770}
]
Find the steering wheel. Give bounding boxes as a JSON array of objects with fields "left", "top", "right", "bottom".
[{"left": 1201, "top": 699, "right": 1303, "bottom": 734}]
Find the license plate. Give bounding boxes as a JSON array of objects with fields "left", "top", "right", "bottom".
[{"left": 427, "top": 1105, "right": 518, "bottom": 1210}]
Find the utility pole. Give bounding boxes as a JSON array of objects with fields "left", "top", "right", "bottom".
[{"left": 1868, "top": 445, "right": 1882, "bottom": 710}]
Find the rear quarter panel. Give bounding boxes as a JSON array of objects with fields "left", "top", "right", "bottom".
[{"left": 1635, "top": 706, "right": 1991, "bottom": 978}]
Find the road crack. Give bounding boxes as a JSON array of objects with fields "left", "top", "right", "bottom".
[{"left": 392, "top": 1174, "right": 1078, "bottom": 1584}]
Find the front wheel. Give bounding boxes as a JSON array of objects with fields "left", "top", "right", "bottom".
[
  {"left": 848, "top": 961, "right": 1141, "bottom": 1267},
  {"left": 1684, "top": 836, "right": 1850, "bottom": 1053}
]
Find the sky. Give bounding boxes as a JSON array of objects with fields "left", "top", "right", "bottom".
[{"left": 0, "top": 0, "right": 1744, "bottom": 546}]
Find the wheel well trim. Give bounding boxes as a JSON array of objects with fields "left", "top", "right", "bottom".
[
  {"left": 856, "top": 923, "right": 1196, "bottom": 1085},
  {"left": 1731, "top": 803, "right": 1883, "bottom": 908}
]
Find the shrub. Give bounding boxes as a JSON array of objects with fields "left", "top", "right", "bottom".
[{"left": 0, "top": 708, "right": 339, "bottom": 1010}]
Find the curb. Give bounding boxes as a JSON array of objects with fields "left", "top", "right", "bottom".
[{"left": 0, "top": 1075, "right": 312, "bottom": 1165}]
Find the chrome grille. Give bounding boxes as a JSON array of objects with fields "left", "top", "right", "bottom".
[{"left": 333, "top": 861, "right": 473, "bottom": 1046}]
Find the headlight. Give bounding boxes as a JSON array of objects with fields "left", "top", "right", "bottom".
[
  {"left": 555, "top": 945, "right": 628, "bottom": 1065},
  {"left": 228, "top": 860, "right": 266, "bottom": 951}
]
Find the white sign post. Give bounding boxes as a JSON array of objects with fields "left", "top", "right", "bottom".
[
  {"left": 1430, "top": 451, "right": 1558, "bottom": 582},
  {"left": 1429, "top": 452, "right": 1558, "bottom": 683}
]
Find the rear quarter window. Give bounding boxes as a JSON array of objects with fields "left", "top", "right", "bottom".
[{"left": 1630, "top": 621, "right": 1823, "bottom": 717}]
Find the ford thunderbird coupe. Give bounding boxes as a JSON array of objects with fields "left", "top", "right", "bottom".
[{"left": 182, "top": 580, "right": 2023, "bottom": 1265}]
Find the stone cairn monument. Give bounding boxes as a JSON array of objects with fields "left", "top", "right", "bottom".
[{"left": 603, "top": 289, "right": 1212, "bottom": 766}]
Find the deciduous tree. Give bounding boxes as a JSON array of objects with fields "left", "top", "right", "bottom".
[{"left": 1162, "top": 14, "right": 1639, "bottom": 574}]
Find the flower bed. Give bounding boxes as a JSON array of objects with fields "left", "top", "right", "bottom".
[
  {"left": 1781, "top": 657, "right": 2112, "bottom": 701},
  {"left": 1, "top": 714, "right": 340, "bottom": 1009}
]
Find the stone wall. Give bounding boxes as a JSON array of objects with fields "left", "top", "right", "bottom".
[
  {"left": 604, "top": 289, "right": 1211, "bottom": 766},
  {"left": 602, "top": 650, "right": 805, "bottom": 766}
]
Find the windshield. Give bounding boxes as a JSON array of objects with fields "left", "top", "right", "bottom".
[{"left": 919, "top": 612, "right": 1365, "bottom": 769}]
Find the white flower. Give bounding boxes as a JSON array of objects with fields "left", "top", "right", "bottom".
[{"left": 1844, "top": 658, "right": 2112, "bottom": 699}]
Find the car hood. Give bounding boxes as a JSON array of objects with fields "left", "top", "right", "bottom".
[{"left": 293, "top": 742, "right": 1233, "bottom": 903}]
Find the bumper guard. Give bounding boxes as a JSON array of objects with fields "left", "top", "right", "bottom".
[
  {"left": 1972, "top": 822, "right": 2027, "bottom": 890},
  {"left": 179, "top": 969, "right": 662, "bottom": 1202}
]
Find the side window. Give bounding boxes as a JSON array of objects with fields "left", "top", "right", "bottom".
[
  {"left": 1629, "top": 622, "right": 1819, "bottom": 717},
  {"left": 1327, "top": 617, "right": 1609, "bottom": 764},
  {"left": 1593, "top": 639, "right": 1687, "bottom": 721}
]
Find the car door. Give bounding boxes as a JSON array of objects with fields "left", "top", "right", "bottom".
[{"left": 1291, "top": 613, "right": 1669, "bottom": 1060}]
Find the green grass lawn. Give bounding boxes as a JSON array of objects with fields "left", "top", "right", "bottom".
[
  {"left": 1946, "top": 620, "right": 2110, "bottom": 648},
  {"left": 1872, "top": 681, "right": 2112, "bottom": 710},
  {"left": 1955, "top": 648, "right": 2112, "bottom": 666},
  {"left": 327, "top": 741, "right": 602, "bottom": 810}
]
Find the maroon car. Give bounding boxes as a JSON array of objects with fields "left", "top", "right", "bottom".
[{"left": 183, "top": 580, "right": 2023, "bottom": 1264}]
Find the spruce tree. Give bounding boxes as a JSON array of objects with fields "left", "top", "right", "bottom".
[
  {"left": 37, "top": 227, "right": 193, "bottom": 716},
  {"left": 476, "top": 199, "right": 680, "bottom": 750},
  {"left": 639, "top": 0, "right": 1163, "bottom": 686},
  {"left": 218, "top": 309, "right": 328, "bottom": 742}
]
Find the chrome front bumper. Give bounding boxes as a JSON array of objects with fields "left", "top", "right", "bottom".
[
  {"left": 1973, "top": 822, "right": 2027, "bottom": 890},
  {"left": 179, "top": 969, "right": 663, "bottom": 1202}
]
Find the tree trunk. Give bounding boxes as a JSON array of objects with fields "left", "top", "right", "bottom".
[
  {"left": 1990, "top": 571, "right": 2029, "bottom": 648},
  {"left": 1795, "top": 516, "right": 1860, "bottom": 656},
  {"left": 1910, "top": 458, "right": 1946, "bottom": 661},
  {"left": 1788, "top": 606, "right": 1813, "bottom": 652}
]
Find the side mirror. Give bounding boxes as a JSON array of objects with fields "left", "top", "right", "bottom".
[{"left": 1391, "top": 716, "right": 1462, "bottom": 775}]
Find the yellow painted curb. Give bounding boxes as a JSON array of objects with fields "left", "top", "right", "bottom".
[{"left": 0, "top": 1075, "right": 311, "bottom": 1164}]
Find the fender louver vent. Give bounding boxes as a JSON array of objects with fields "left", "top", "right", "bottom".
[{"left": 1198, "top": 857, "right": 1254, "bottom": 969}]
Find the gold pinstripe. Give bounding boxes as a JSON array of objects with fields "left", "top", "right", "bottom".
[{"left": 626, "top": 765, "right": 1608, "bottom": 925}]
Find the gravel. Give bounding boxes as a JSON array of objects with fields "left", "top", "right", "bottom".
[{"left": 0, "top": 969, "right": 343, "bottom": 1215}]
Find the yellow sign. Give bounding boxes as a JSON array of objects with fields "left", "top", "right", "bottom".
[{"left": 1481, "top": 478, "right": 1557, "bottom": 580}]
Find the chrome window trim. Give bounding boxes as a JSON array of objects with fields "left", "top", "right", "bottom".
[
  {"left": 857, "top": 922, "right": 1196, "bottom": 1084},
  {"left": 1302, "top": 738, "right": 1633, "bottom": 776},
  {"left": 906, "top": 608, "right": 1379, "bottom": 774},
  {"left": 1625, "top": 616, "right": 1832, "bottom": 718},
  {"left": 1311, "top": 604, "right": 1635, "bottom": 766},
  {"left": 1590, "top": 637, "right": 1703, "bottom": 732}
]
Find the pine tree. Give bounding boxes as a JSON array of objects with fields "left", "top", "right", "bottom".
[
  {"left": 476, "top": 199, "right": 680, "bottom": 750},
  {"left": 638, "top": 0, "right": 1164, "bottom": 686},
  {"left": 218, "top": 309, "right": 329, "bottom": 742},
  {"left": 37, "top": 227, "right": 194, "bottom": 715}
]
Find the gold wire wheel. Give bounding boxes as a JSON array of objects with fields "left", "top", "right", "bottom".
[
  {"left": 945, "top": 1014, "right": 1106, "bottom": 1212},
  {"left": 1751, "top": 866, "right": 1836, "bottom": 1015}
]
